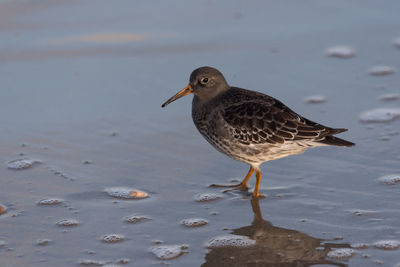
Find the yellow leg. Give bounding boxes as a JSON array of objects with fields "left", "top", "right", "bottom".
[
  {"left": 253, "top": 168, "right": 265, "bottom": 198},
  {"left": 210, "top": 166, "right": 254, "bottom": 189}
]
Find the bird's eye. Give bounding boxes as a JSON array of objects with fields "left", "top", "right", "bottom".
[{"left": 200, "top": 77, "right": 209, "bottom": 84}]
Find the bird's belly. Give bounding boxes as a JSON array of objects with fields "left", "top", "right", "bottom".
[
  {"left": 249, "top": 140, "right": 326, "bottom": 163},
  {"left": 199, "top": 131, "right": 319, "bottom": 165}
]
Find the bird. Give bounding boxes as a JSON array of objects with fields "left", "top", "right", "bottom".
[{"left": 161, "top": 66, "right": 354, "bottom": 198}]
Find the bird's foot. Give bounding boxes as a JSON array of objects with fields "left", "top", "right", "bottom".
[
  {"left": 209, "top": 182, "right": 243, "bottom": 188},
  {"left": 222, "top": 184, "right": 249, "bottom": 193},
  {"left": 252, "top": 192, "right": 265, "bottom": 199}
]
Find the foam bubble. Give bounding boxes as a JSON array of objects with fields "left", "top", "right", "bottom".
[
  {"left": 36, "top": 239, "right": 52, "bottom": 246},
  {"left": 180, "top": 218, "right": 208, "bottom": 227},
  {"left": 7, "top": 158, "right": 41, "bottom": 170},
  {"left": 205, "top": 234, "right": 256, "bottom": 248},
  {"left": 56, "top": 219, "right": 79, "bottom": 227},
  {"left": 0, "top": 205, "right": 6, "bottom": 215},
  {"left": 359, "top": 108, "right": 400, "bottom": 123},
  {"left": 102, "top": 234, "right": 124, "bottom": 243},
  {"left": 150, "top": 244, "right": 188, "bottom": 260},
  {"left": 123, "top": 214, "right": 151, "bottom": 224},
  {"left": 325, "top": 46, "right": 356, "bottom": 58},
  {"left": 47, "top": 166, "right": 75, "bottom": 180},
  {"left": 378, "top": 174, "right": 400, "bottom": 185},
  {"left": 78, "top": 259, "right": 107, "bottom": 266},
  {"left": 351, "top": 243, "right": 369, "bottom": 249},
  {"left": 37, "top": 198, "right": 64, "bottom": 206},
  {"left": 327, "top": 248, "right": 356, "bottom": 259},
  {"left": 116, "top": 258, "right": 130, "bottom": 264},
  {"left": 373, "top": 240, "right": 400, "bottom": 250},
  {"left": 368, "top": 66, "right": 395, "bottom": 76},
  {"left": 105, "top": 187, "right": 148, "bottom": 199},
  {"left": 393, "top": 37, "right": 400, "bottom": 48},
  {"left": 379, "top": 93, "right": 400, "bottom": 101},
  {"left": 304, "top": 95, "right": 327, "bottom": 104},
  {"left": 0, "top": 240, "right": 6, "bottom": 247},
  {"left": 194, "top": 193, "right": 222, "bottom": 202},
  {"left": 351, "top": 209, "right": 376, "bottom": 216}
]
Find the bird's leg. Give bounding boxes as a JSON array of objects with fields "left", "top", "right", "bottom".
[
  {"left": 223, "top": 166, "right": 254, "bottom": 192},
  {"left": 209, "top": 166, "right": 254, "bottom": 192},
  {"left": 252, "top": 168, "right": 265, "bottom": 198}
]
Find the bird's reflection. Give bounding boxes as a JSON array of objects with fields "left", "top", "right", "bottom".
[{"left": 202, "top": 198, "right": 350, "bottom": 267}]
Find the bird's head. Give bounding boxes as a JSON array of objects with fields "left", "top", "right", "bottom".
[{"left": 162, "top": 66, "right": 229, "bottom": 108}]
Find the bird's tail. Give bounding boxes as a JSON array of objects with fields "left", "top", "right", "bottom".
[{"left": 319, "top": 128, "right": 355, "bottom": 147}]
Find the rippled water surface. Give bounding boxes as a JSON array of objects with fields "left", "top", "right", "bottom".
[{"left": 1, "top": 1, "right": 400, "bottom": 266}]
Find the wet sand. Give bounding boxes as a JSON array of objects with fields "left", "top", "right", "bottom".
[{"left": 1, "top": 0, "right": 400, "bottom": 266}]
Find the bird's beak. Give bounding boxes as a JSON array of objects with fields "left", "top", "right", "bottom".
[{"left": 161, "top": 84, "right": 193, "bottom": 108}]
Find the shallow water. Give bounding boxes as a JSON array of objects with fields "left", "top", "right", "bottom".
[{"left": 1, "top": 0, "right": 400, "bottom": 266}]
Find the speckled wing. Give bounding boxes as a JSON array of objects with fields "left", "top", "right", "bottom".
[{"left": 221, "top": 88, "right": 344, "bottom": 146}]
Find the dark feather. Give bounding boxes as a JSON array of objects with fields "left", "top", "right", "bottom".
[
  {"left": 319, "top": 135, "right": 355, "bottom": 147},
  {"left": 222, "top": 87, "right": 354, "bottom": 146}
]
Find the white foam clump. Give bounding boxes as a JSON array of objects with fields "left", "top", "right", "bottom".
[
  {"left": 56, "top": 219, "right": 79, "bottom": 227},
  {"left": 206, "top": 234, "right": 256, "bottom": 248},
  {"left": 180, "top": 218, "right": 208, "bottom": 227},
  {"left": 351, "top": 243, "right": 369, "bottom": 249},
  {"left": 325, "top": 46, "right": 356, "bottom": 58},
  {"left": 116, "top": 258, "right": 130, "bottom": 264},
  {"left": 378, "top": 174, "right": 400, "bottom": 185},
  {"left": 0, "top": 205, "right": 6, "bottom": 215},
  {"left": 373, "top": 240, "right": 400, "bottom": 250},
  {"left": 0, "top": 240, "right": 6, "bottom": 247},
  {"left": 37, "top": 198, "right": 64, "bottom": 205},
  {"left": 194, "top": 193, "right": 222, "bottom": 202},
  {"left": 102, "top": 234, "right": 125, "bottom": 243},
  {"left": 351, "top": 209, "right": 376, "bottom": 216},
  {"left": 36, "top": 239, "right": 52, "bottom": 246},
  {"left": 123, "top": 214, "right": 151, "bottom": 224},
  {"left": 7, "top": 158, "right": 41, "bottom": 170},
  {"left": 368, "top": 66, "right": 395, "bottom": 76},
  {"left": 304, "top": 95, "right": 327, "bottom": 104},
  {"left": 105, "top": 187, "right": 148, "bottom": 199},
  {"left": 393, "top": 37, "right": 400, "bottom": 48},
  {"left": 78, "top": 259, "right": 107, "bottom": 266},
  {"left": 359, "top": 108, "right": 400, "bottom": 123},
  {"left": 327, "top": 248, "right": 356, "bottom": 259},
  {"left": 151, "top": 244, "right": 188, "bottom": 260},
  {"left": 379, "top": 93, "right": 400, "bottom": 101}
]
